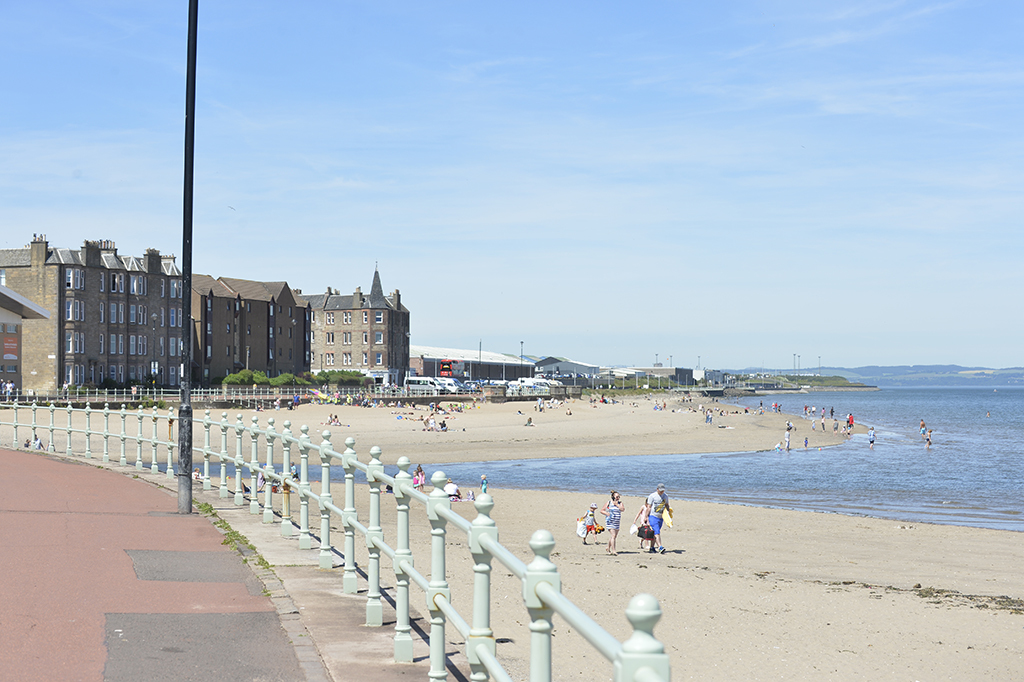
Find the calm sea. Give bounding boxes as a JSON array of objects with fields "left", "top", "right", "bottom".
[{"left": 423, "top": 387, "right": 1023, "bottom": 532}]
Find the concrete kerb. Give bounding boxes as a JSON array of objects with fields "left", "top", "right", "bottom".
[{"left": 50, "top": 450, "right": 457, "bottom": 682}]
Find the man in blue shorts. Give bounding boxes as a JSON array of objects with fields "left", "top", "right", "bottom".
[{"left": 645, "top": 483, "right": 672, "bottom": 554}]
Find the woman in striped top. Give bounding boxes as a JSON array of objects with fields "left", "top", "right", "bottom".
[{"left": 600, "top": 491, "right": 625, "bottom": 556}]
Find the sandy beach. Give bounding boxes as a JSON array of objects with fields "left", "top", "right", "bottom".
[
  {"left": 294, "top": 393, "right": 854, "bottom": 465},
  {"left": 274, "top": 396, "right": 1024, "bottom": 680},
  {"left": 5, "top": 394, "right": 1022, "bottom": 679}
]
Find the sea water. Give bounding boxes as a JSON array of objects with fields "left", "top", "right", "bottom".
[{"left": 421, "top": 387, "right": 1023, "bottom": 532}]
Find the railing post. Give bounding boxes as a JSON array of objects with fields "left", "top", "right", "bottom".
[
  {"left": 12, "top": 401, "right": 19, "bottom": 446},
  {"left": 426, "top": 470, "right": 452, "bottom": 682},
  {"left": 102, "top": 403, "right": 110, "bottom": 463},
  {"left": 393, "top": 457, "right": 414, "bottom": 662},
  {"left": 30, "top": 401, "right": 38, "bottom": 449},
  {"left": 48, "top": 402, "right": 56, "bottom": 452},
  {"left": 119, "top": 404, "right": 128, "bottom": 467},
  {"left": 219, "top": 412, "right": 230, "bottom": 498},
  {"left": 341, "top": 436, "right": 358, "bottom": 593},
  {"left": 84, "top": 403, "right": 92, "bottom": 459},
  {"left": 133, "top": 406, "right": 143, "bottom": 469},
  {"left": 263, "top": 418, "right": 277, "bottom": 524},
  {"left": 66, "top": 402, "right": 73, "bottom": 457},
  {"left": 317, "top": 430, "right": 334, "bottom": 569},
  {"left": 202, "top": 409, "right": 213, "bottom": 490},
  {"left": 614, "top": 595, "right": 671, "bottom": 682},
  {"left": 524, "top": 530, "right": 560, "bottom": 682},
  {"left": 298, "top": 425, "right": 312, "bottom": 550},
  {"left": 468, "top": 494, "right": 498, "bottom": 681},
  {"left": 280, "top": 421, "right": 295, "bottom": 536},
  {"left": 166, "top": 409, "right": 176, "bottom": 479},
  {"left": 150, "top": 407, "right": 160, "bottom": 473},
  {"left": 233, "top": 414, "right": 245, "bottom": 506},
  {"left": 365, "top": 445, "right": 385, "bottom": 627},
  {"left": 249, "top": 416, "right": 261, "bottom": 515}
]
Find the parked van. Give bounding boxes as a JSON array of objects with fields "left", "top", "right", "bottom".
[{"left": 405, "top": 376, "right": 447, "bottom": 395}]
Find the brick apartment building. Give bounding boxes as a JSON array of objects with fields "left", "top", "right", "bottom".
[
  {"left": 191, "top": 275, "right": 310, "bottom": 385},
  {"left": 300, "top": 269, "right": 410, "bottom": 386},
  {"left": 0, "top": 235, "right": 184, "bottom": 394}
]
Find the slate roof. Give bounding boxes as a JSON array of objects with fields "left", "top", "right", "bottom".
[
  {"left": 0, "top": 249, "right": 30, "bottom": 267},
  {"left": 192, "top": 274, "right": 237, "bottom": 298},
  {"left": 298, "top": 270, "right": 408, "bottom": 313}
]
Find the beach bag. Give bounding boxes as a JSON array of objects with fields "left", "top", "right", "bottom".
[
  {"left": 576, "top": 518, "right": 587, "bottom": 538},
  {"left": 638, "top": 524, "right": 655, "bottom": 540}
]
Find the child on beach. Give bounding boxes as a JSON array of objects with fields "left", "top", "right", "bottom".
[{"left": 582, "top": 503, "right": 599, "bottom": 545}]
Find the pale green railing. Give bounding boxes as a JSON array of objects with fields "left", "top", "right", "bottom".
[{"left": 0, "top": 401, "right": 671, "bottom": 682}]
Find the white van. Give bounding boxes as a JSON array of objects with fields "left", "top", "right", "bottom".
[
  {"left": 434, "top": 377, "right": 467, "bottom": 394},
  {"left": 405, "top": 376, "right": 447, "bottom": 395}
]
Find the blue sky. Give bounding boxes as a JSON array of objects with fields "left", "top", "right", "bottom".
[{"left": 2, "top": 1, "right": 1021, "bottom": 370}]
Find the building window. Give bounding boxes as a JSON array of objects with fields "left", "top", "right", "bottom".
[
  {"left": 99, "top": 305, "right": 104, "bottom": 323},
  {"left": 159, "top": 337, "right": 165, "bottom": 356},
  {"left": 362, "top": 352, "right": 368, "bottom": 365},
  {"left": 269, "top": 304, "right": 275, "bottom": 317},
  {"left": 326, "top": 332, "right": 334, "bottom": 345},
  {"left": 66, "top": 269, "right": 73, "bottom": 288},
  {"left": 376, "top": 352, "right": 383, "bottom": 365},
  {"left": 325, "top": 353, "right": 334, "bottom": 366},
  {"left": 247, "top": 324, "right": 251, "bottom": 335},
  {"left": 99, "top": 273, "right": 104, "bottom": 292},
  {"left": 326, "top": 312, "right": 334, "bottom": 325},
  {"left": 363, "top": 311, "right": 368, "bottom": 324},
  {"left": 99, "top": 334, "right": 104, "bottom": 354},
  {"left": 226, "top": 345, "right": 231, "bottom": 357},
  {"left": 169, "top": 309, "right": 176, "bottom": 327},
  {"left": 343, "top": 353, "right": 352, "bottom": 366},
  {"left": 343, "top": 332, "right": 351, "bottom": 345},
  {"left": 161, "top": 279, "right": 165, "bottom": 297},
  {"left": 118, "top": 335, "right": 124, "bottom": 355},
  {"left": 375, "top": 311, "right": 384, "bottom": 323},
  {"left": 362, "top": 332, "right": 368, "bottom": 344},
  {"left": 65, "top": 331, "right": 73, "bottom": 354},
  {"left": 226, "top": 323, "right": 230, "bottom": 333},
  {"left": 129, "top": 335, "right": 136, "bottom": 355},
  {"left": 118, "top": 274, "right": 125, "bottom": 292},
  {"left": 160, "top": 308, "right": 165, "bottom": 327},
  {"left": 118, "top": 304, "right": 124, "bottom": 324},
  {"left": 343, "top": 312, "right": 351, "bottom": 324},
  {"left": 375, "top": 331, "right": 384, "bottom": 344},
  {"left": 206, "top": 345, "right": 211, "bottom": 359},
  {"left": 65, "top": 301, "right": 73, "bottom": 321},
  {"left": 130, "top": 304, "right": 136, "bottom": 324}
]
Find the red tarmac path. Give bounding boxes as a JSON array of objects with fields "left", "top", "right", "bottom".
[{"left": 0, "top": 447, "right": 308, "bottom": 681}]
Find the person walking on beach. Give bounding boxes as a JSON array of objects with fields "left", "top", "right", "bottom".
[
  {"left": 926, "top": 430, "right": 933, "bottom": 449},
  {"left": 480, "top": 474, "right": 488, "bottom": 495},
  {"left": 600, "top": 491, "right": 624, "bottom": 555},
  {"left": 582, "top": 503, "right": 599, "bottom": 545},
  {"left": 868, "top": 427, "right": 875, "bottom": 449},
  {"left": 920, "top": 419, "right": 927, "bottom": 440},
  {"left": 645, "top": 484, "right": 672, "bottom": 554},
  {"left": 784, "top": 429, "right": 791, "bottom": 452}
]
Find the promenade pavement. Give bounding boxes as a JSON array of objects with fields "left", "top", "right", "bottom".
[{"left": 1, "top": 447, "right": 465, "bottom": 681}]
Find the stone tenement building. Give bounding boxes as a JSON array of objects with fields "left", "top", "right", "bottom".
[
  {"left": 300, "top": 269, "right": 410, "bottom": 386},
  {"left": 0, "top": 235, "right": 184, "bottom": 394},
  {"left": 191, "top": 274, "right": 310, "bottom": 384}
]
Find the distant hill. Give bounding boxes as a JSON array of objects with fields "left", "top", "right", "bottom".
[{"left": 726, "top": 365, "right": 1024, "bottom": 387}]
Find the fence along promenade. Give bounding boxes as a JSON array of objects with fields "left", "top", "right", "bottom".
[{"left": 0, "top": 400, "right": 672, "bottom": 682}]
